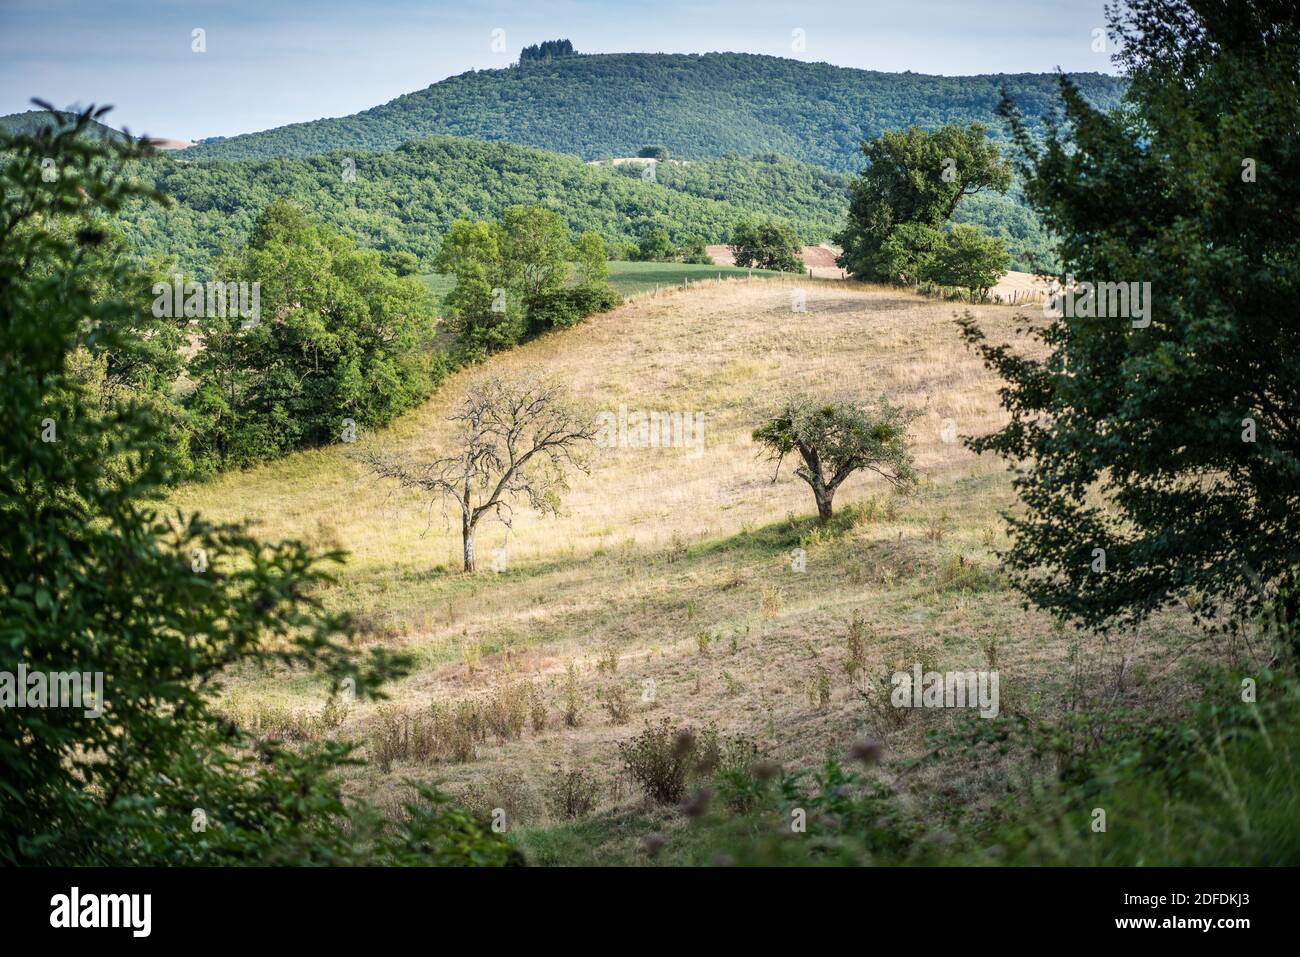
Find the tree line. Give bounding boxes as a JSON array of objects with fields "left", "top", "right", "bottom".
[
  {"left": 115, "top": 141, "right": 850, "bottom": 279},
  {"left": 103, "top": 136, "right": 1056, "bottom": 280}
]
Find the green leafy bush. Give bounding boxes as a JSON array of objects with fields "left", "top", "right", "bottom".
[{"left": 183, "top": 199, "right": 445, "bottom": 474}]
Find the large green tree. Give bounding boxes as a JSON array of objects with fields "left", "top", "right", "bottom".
[
  {"left": 731, "top": 219, "right": 805, "bottom": 272},
  {"left": 837, "top": 123, "right": 1011, "bottom": 282},
  {"left": 434, "top": 218, "right": 524, "bottom": 355},
  {"left": 494, "top": 204, "right": 571, "bottom": 305},
  {"left": 958, "top": 0, "right": 1300, "bottom": 652},
  {"left": 186, "top": 200, "right": 442, "bottom": 473},
  {"left": 436, "top": 206, "right": 618, "bottom": 356}
]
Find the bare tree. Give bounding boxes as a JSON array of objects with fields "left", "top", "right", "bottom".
[{"left": 360, "top": 374, "right": 595, "bottom": 571}]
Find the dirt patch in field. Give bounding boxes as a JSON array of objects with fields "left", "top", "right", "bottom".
[
  {"left": 707, "top": 243, "right": 845, "bottom": 279},
  {"left": 987, "top": 270, "right": 1054, "bottom": 305},
  {"left": 704, "top": 245, "right": 1054, "bottom": 299}
]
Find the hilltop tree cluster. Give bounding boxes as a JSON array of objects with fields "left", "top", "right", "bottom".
[{"left": 520, "top": 39, "right": 577, "bottom": 64}]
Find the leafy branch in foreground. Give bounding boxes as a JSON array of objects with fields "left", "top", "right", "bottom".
[
  {"left": 958, "top": 0, "right": 1300, "bottom": 656},
  {"left": 0, "top": 104, "right": 508, "bottom": 866}
]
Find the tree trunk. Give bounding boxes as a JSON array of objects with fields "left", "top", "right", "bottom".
[
  {"left": 814, "top": 485, "right": 834, "bottom": 522},
  {"left": 462, "top": 514, "right": 476, "bottom": 572}
]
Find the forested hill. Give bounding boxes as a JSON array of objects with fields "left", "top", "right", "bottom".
[
  {"left": 0, "top": 109, "right": 127, "bottom": 141},
  {"left": 117, "top": 138, "right": 1051, "bottom": 277},
  {"left": 185, "top": 52, "right": 1126, "bottom": 170},
  {"left": 117, "top": 138, "right": 858, "bottom": 276}
]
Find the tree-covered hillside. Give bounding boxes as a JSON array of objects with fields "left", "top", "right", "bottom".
[
  {"left": 604, "top": 153, "right": 850, "bottom": 238},
  {"left": 120, "top": 137, "right": 1051, "bottom": 276},
  {"left": 0, "top": 108, "right": 126, "bottom": 141},
  {"left": 120, "top": 138, "right": 845, "bottom": 276},
  {"left": 185, "top": 53, "right": 1126, "bottom": 171}
]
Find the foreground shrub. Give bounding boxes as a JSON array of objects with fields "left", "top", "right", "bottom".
[
  {"left": 618, "top": 718, "right": 698, "bottom": 804},
  {"left": 527, "top": 284, "right": 621, "bottom": 333},
  {"left": 970, "top": 672, "right": 1300, "bottom": 866},
  {"left": 618, "top": 718, "right": 758, "bottom": 805},
  {"left": 0, "top": 110, "right": 514, "bottom": 866},
  {"left": 546, "top": 765, "right": 600, "bottom": 820},
  {"left": 369, "top": 785, "right": 518, "bottom": 867}
]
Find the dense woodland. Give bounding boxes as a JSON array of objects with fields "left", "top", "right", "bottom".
[
  {"left": 3, "top": 54, "right": 1092, "bottom": 276},
  {"left": 114, "top": 142, "right": 840, "bottom": 276},
  {"left": 184, "top": 53, "right": 1126, "bottom": 171},
  {"left": 82, "top": 141, "right": 1046, "bottom": 276}
]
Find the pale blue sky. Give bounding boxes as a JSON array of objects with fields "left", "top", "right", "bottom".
[{"left": 0, "top": 0, "right": 1120, "bottom": 141}]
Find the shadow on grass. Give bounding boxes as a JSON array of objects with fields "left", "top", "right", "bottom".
[{"left": 688, "top": 504, "right": 870, "bottom": 560}]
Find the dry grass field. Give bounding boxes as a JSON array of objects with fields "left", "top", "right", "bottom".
[{"left": 172, "top": 277, "right": 1203, "bottom": 860}]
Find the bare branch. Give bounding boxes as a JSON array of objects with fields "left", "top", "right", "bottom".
[{"left": 356, "top": 373, "right": 595, "bottom": 571}]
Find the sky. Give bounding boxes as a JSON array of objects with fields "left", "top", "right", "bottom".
[{"left": 0, "top": 0, "right": 1121, "bottom": 141}]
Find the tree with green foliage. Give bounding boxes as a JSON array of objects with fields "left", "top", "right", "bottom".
[
  {"left": 754, "top": 396, "right": 916, "bottom": 522},
  {"left": 573, "top": 231, "right": 610, "bottom": 287},
  {"left": 678, "top": 234, "right": 713, "bottom": 265},
  {"left": 635, "top": 226, "right": 675, "bottom": 263},
  {"left": 434, "top": 218, "right": 523, "bottom": 355},
  {"left": 184, "top": 200, "right": 442, "bottom": 474},
  {"left": 0, "top": 106, "right": 511, "bottom": 865},
  {"left": 628, "top": 224, "right": 713, "bottom": 265},
  {"left": 924, "top": 224, "right": 1010, "bottom": 301},
  {"left": 495, "top": 205, "right": 571, "bottom": 305},
  {"left": 20, "top": 208, "right": 196, "bottom": 477},
  {"left": 436, "top": 208, "right": 619, "bottom": 354},
  {"left": 520, "top": 39, "right": 576, "bottom": 65},
  {"left": 837, "top": 123, "right": 1011, "bottom": 282},
  {"left": 731, "top": 219, "right": 804, "bottom": 272},
  {"left": 637, "top": 145, "right": 669, "bottom": 160},
  {"left": 874, "top": 222, "right": 944, "bottom": 286},
  {"left": 380, "top": 249, "right": 421, "bottom": 276},
  {"left": 958, "top": 0, "right": 1300, "bottom": 654}
]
